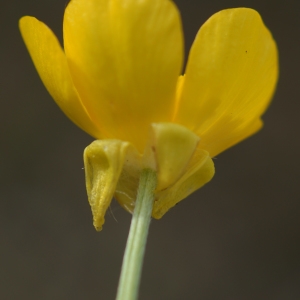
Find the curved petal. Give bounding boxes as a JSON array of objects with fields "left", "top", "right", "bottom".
[
  {"left": 19, "top": 16, "right": 101, "bottom": 138},
  {"left": 199, "top": 117, "right": 263, "bottom": 157},
  {"left": 63, "top": 0, "right": 183, "bottom": 152},
  {"left": 175, "top": 8, "right": 278, "bottom": 156}
]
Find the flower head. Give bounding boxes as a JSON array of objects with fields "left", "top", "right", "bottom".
[{"left": 20, "top": 0, "right": 278, "bottom": 230}]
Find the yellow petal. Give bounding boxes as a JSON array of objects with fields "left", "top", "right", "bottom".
[
  {"left": 175, "top": 8, "right": 278, "bottom": 157},
  {"left": 63, "top": 0, "right": 183, "bottom": 152},
  {"left": 198, "top": 116, "right": 263, "bottom": 158},
  {"left": 19, "top": 16, "right": 101, "bottom": 138},
  {"left": 84, "top": 140, "right": 132, "bottom": 231},
  {"left": 153, "top": 148, "right": 215, "bottom": 219}
]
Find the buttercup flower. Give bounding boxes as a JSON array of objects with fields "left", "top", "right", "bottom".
[{"left": 20, "top": 0, "right": 278, "bottom": 231}]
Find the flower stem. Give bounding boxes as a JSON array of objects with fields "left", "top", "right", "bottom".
[{"left": 116, "top": 168, "right": 157, "bottom": 300}]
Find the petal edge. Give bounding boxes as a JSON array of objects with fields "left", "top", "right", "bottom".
[{"left": 19, "top": 16, "right": 101, "bottom": 138}]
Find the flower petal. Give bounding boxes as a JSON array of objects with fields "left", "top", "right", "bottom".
[
  {"left": 175, "top": 8, "right": 278, "bottom": 157},
  {"left": 63, "top": 0, "right": 183, "bottom": 152},
  {"left": 197, "top": 116, "right": 263, "bottom": 158},
  {"left": 84, "top": 140, "right": 134, "bottom": 230},
  {"left": 19, "top": 16, "right": 101, "bottom": 138},
  {"left": 153, "top": 148, "right": 215, "bottom": 219}
]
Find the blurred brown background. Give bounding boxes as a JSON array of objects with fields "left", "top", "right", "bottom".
[{"left": 1, "top": 0, "right": 300, "bottom": 299}]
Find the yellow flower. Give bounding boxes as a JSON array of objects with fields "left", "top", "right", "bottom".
[{"left": 19, "top": 0, "right": 278, "bottom": 231}]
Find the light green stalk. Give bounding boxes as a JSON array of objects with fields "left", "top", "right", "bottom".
[{"left": 116, "top": 168, "right": 157, "bottom": 300}]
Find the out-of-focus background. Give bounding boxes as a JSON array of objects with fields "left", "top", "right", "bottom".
[{"left": 1, "top": 0, "right": 299, "bottom": 299}]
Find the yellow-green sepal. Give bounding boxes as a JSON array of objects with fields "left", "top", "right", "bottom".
[
  {"left": 153, "top": 148, "right": 215, "bottom": 219},
  {"left": 84, "top": 123, "right": 215, "bottom": 229},
  {"left": 147, "top": 122, "right": 214, "bottom": 218},
  {"left": 149, "top": 123, "right": 200, "bottom": 191},
  {"left": 84, "top": 140, "right": 133, "bottom": 231}
]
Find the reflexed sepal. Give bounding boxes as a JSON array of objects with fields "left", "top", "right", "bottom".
[
  {"left": 153, "top": 148, "right": 215, "bottom": 219},
  {"left": 85, "top": 123, "right": 215, "bottom": 230},
  {"left": 114, "top": 145, "right": 142, "bottom": 214},
  {"left": 114, "top": 122, "right": 200, "bottom": 214},
  {"left": 84, "top": 140, "right": 133, "bottom": 231},
  {"left": 149, "top": 123, "right": 200, "bottom": 191},
  {"left": 114, "top": 122, "right": 214, "bottom": 219}
]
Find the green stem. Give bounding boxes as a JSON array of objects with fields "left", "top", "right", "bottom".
[{"left": 116, "top": 168, "right": 157, "bottom": 300}]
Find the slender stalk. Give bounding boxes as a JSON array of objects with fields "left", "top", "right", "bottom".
[{"left": 116, "top": 168, "right": 157, "bottom": 300}]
